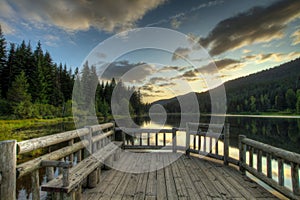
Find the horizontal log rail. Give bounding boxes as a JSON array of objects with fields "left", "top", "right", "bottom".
[
  {"left": 239, "top": 135, "right": 300, "bottom": 200},
  {"left": 1, "top": 122, "right": 299, "bottom": 200},
  {"left": 0, "top": 122, "right": 117, "bottom": 200}
]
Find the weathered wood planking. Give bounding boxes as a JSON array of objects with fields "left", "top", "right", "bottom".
[
  {"left": 41, "top": 142, "right": 122, "bottom": 193},
  {"left": 82, "top": 153, "right": 279, "bottom": 200},
  {"left": 17, "top": 140, "right": 89, "bottom": 178},
  {"left": 240, "top": 135, "right": 300, "bottom": 200},
  {"left": 0, "top": 140, "right": 16, "bottom": 200},
  {"left": 17, "top": 128, "right": 90, "bottom": 154}
]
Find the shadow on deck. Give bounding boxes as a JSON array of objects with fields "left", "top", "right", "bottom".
[{"left": 83, "top": 152, "right": 278, "bottom": 200}]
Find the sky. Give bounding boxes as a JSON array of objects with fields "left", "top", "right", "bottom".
[{"left": 1, "top": 0, "right": 300, "bottom": 103}]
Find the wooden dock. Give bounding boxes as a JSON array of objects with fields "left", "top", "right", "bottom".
[
  {"left": 0, "top": 122, "right": 299, "bottom": 200},
  {"left": 83, "top": 152, "right": 278, "bottom": 200}
]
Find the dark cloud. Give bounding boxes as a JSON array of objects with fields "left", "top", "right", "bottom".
[
  {"left": 198, "top": 58, "right": 241, "bottom": 73},
  {"left": 158, "top": 65, "right": 189, "bottom": 72},
  {"left": 172, "top": 47, "right": 191, "bottom": 61},
  {"left": 182, "top": 70, "right": 197, "bottom": 78},
  {"left": 149, "top": 77, "right": 166, "bottom": 84},
  {"left": 158, "top": 82, "right": 176, "bottom": 87},
  {"left": 199, "top": 0, "right": 300, "bottom": 56},
  {"left": 100, "top": 60, "right": 155, "bottom": 82}
]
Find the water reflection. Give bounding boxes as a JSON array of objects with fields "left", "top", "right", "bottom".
[{"left": 136, "top": 115, "right": 300, "bottom": 154}]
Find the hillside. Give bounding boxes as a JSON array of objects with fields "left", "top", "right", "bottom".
[{"left": 153, "top": 57, "right": 300, "bottom": 114}]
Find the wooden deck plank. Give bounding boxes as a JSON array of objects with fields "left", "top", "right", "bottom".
[
  {"left": 122, "top": 153, "right": 143, "bottom": 200},
  {"left": 82, "top": 153, "right": 279, "bottom": 200},
  {"left": 180, "top": 155, "right": 212, "bottom": 200},
  {"left": 111, "top": 152, "right": 140, "bottom": 200},
  {"left": 169, "top": 154, "right": 189, "bottom": 199},
  {"left": 163, "top": 153, "right": 179, "bottom": 200},
  {"left": 134, "top": 153, "right": 150, "bottom": 200},
  {"left": 176, "top": 156, "right": 202, "bottom": 200},
  {"left": 145, "top": 153, "right": 157, "bottom": 198},
  {"left": 156, "top": 153, "right": 167, "bottom": 200}
]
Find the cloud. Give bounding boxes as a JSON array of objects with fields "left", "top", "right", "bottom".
[
  {"left": 0, "top": 20, "right": 15, "bottom": 35},
  {"left": 199, "top": 0, "right": 300, "bottom": 56},
  {"left": 100, "top": 60, "right": 155, "bottom": 83},
  {"left": 158, "top": 82, "right": 176, "bottom": 87},
  {"left": 243, "top": 52, "right": 300, "bottom": 64},
  {"left": 158, "top": 65, "right": 189, "bottom": 72},
  {"left": 146, "top": 0, "right": 223, "bottom": 28},
  {"left": 149, "top": 77, "right": 166, "bottom": 84},
  {"left": 291, "top": 29, "right": 300, "bottom": 46},
  {"left": 198, "top": 58, "right": 242, "bottom": 74},
  {"left": 1, "top": 0, "right": 166, "bottom": 33},
  {"left": 43, "top": 34, "right": 60, "bottom": 47},
  {"left": 172, "top": 47, "right": 191, "bottom": 61}
]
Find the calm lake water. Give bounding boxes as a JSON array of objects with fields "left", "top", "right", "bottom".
[{"left": 16, "top": 115, "right": 300, "bottom": 199}]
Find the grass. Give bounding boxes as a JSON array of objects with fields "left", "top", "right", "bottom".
[{"left": 0, "top": 117, "right": 74, "bottom": 142}]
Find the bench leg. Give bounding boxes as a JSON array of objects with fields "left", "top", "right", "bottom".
[
  {"left": 88, "top": 169, "right": 98, "bottom": 188},
  {"left": 75, "top": 184, "right": 82, "bottom": 200},
  {"left": 104, "top": 155, "right": 113, "bottom": 170},
  {"left": 97, "top": 167, "right": 101, "bottom": 184},
  {"left": 114, "top": 148, "right": 121, "bottom": 161},
  {"left": 48, "top": 192, "right": 60, "bottom": 200},
  {"left": 61, "top": 191, "right": 75, "bottom": 200}
]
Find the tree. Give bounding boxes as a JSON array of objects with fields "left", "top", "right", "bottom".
[
  {"left": 250, "top": 96, "right": 256, "bottom": 112},
  {"left": 285, "top": 88, "right": 296, "bottom": 110},
  {"left": 0, "top": 25, "right": 7, "bottom": 96},
  {"left": 296, "top": 90, "right": 300, "bottom": 114},
  {"left": 7, "top": 71, "right": 32, "bottom": 118}
]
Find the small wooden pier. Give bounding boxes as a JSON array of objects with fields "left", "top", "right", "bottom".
[{"left": 0, "top": 122, "right": 299, "bottom": 200}]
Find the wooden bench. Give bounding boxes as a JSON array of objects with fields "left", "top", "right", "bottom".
[{"left": 41, "top": 141, "right": 123, "bottom": 199}]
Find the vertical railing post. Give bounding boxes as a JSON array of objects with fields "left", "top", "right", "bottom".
[
  {"left": 291, "top": 162, "right": 300, "bottom": 196},
  {"left": 278, "top": 158, "right": 284, "bottom": 186},
  {"left": 0, "top": 140, "right": 16, "bottom": 200},
  {"left": 257, "top": 150, "right": 262, "bottom": 173},
  {"left": 185, "top": 124, "right": 190, "bottom": 156},
  {"left": 31, "top": 169, "right": 40, "bottom": 200},
  {"left": 223, "top": 123, "right": 230, "bottom": 165},
  {"left": 266, "top": 153, "right": 272, "bottom": 178},
  {"left": 172, "top": 128, "right": 177, "bottom": 153},
  {"left": 239, "top": 135, "right": 246, "bottom": 175}
]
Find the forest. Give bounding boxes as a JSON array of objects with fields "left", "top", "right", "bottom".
[
  {"left": 156, "top": 57, "right": 300, "bottom": 115},
  {"left": 0, "top": 26, "right": 146, "bottom": 119}
]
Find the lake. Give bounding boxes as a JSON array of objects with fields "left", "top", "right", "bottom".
[{"left": 15, "top": 115, "right": 300, "bottom": 199}]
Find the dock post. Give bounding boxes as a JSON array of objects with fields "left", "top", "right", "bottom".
[
  {"left": 0, "top": 140, "right": 16, "bottom": 200},
  {"left": 223, "top": 123, "right": 230, "bottom": 165},
  {"left": 238, "top": 135, "right": 246, "bottom": 175},
  {"left": 185, "top": 124, "right": 190, "bottom": 156},
  {"left": 172, "top": 128, "right": 177, "bottom": 153}
]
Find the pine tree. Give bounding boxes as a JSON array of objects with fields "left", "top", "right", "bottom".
[
  {"left": 0, "top": 25, "right": 7, "bottom": 97},
  {"left": 7, "top": 71, "right": 32, "bottom": 118}
]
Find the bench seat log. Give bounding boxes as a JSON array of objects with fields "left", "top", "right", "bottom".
[{"left": 41, "top": 141, "right": 123, "bottom": 194}]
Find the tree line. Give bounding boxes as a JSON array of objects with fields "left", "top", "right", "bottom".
[
  {"left": 0, "top": 25, "right": 148, "bottom": 119},
  {"left": 73, "top": 61, "right": 149, "bottom": 119},
  {"left": 157, "top": 58, "right": 300, "bottom": 114},
  {"left": 0, "top": 26, "right": 75, "bottom": 118}
]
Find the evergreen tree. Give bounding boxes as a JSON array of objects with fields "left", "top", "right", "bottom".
[
  {"left": 7, "top": 71, "right": 32, "bottom": 118},
  {"left": 285, "top": 89, "right": 296, "bottom": 110},
  {"left": 0, "top": 25, "right": 6, "bottom": 96}
]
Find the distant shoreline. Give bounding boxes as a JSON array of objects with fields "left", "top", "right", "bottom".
[{"left": 205, "top": 113, "right": 300, "bottom": 119}]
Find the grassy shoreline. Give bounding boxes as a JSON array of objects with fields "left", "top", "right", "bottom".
[{"left": 0, "top": 117, "right": 74, "bottom": 141}]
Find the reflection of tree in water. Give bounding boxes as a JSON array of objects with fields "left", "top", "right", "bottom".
[{"left": 230, "top": 117, "right": 300, "bottom": 153}]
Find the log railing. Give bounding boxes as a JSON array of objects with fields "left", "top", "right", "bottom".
[
  {"left": 116, "top": 127, "right": 179, "bottom": 152},
  {"left": 1, "top": 123, "right": 300, "bottom": 200},
  {"left": 0, "top": 122, "right": 116, "bottom": 200},
  {"left": 239, "top": 135, "right": 300, "bottom": 200},
  {"left": 185, "top": 123, "right": 233, "bottom": 165}
]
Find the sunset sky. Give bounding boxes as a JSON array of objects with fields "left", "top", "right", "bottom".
[{"left": 1, "top": 0, "right": 300, "bottom": 102}]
